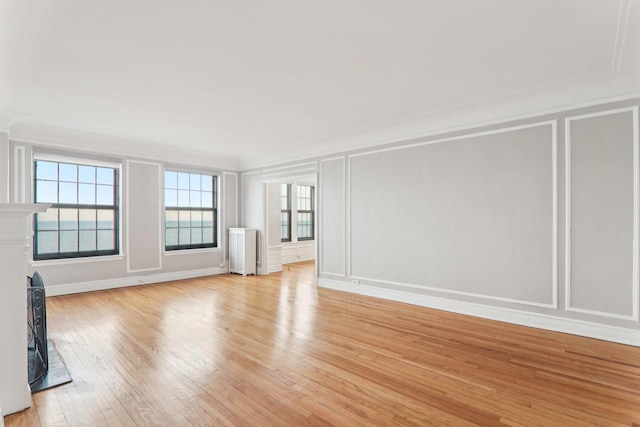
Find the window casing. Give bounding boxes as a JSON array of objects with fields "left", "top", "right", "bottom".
[
  {"left": 296, "top": 185, "right": 314, "bottom": 241},
  {"left": 33, "top": 159, "right": 119, "bottom": 260},
  {"left": 281, "top": 184, "right": 291, "bottom": 242},
  {"left": 164, "top": 170, "right": 217, "bottom": 250}
]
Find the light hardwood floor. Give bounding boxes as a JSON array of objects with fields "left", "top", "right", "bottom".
[{"left": 5, "top": 261, "right": 640, "bottom": 426}]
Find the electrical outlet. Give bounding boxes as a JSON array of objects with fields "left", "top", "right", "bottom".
[{"left": 352, "top": 279, "right": 359, "bottom": 285}]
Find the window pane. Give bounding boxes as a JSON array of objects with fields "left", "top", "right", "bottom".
[
  {"left": 201, "top": 192, "right": 212, "bottom": 208},
  {"left": 177, "top": 190, "right": 189, "bottom": 207},
  {"left": 96, "top": 168, "right": 113, "bottom": 185},
  {"left": 166, "top": 210, "right": 178, "bottom": 228},
  {"left": 59, "top": 182, "right": 77, "bottom": 203},
  {"left": 97, "top": 210, "right": 114, "bottom": 230},
  {"left": 36, "top": 161, "right": 58, "bottom": 181},
  {"left": 166, "top": 228, "right": 178, "bottom": 246},
  {"left": 36, "top": 180, "right": 58, "bottom": 203},
  {"left": 164, "top": 171, "right": 215, "bottom": 250},
  {"left": 37, "top": 209, "right": 59, "bottom": 231},
  {"left": 78, "top": 166, "right": 96, "bottom": 184},
  {"left": 79, "top": 209, "right": 96, "bottom": 229},
  {"left": 37, "top": 231, "right": 58, "bottom": 254},
  {"left": 201, "top": 176, "right": 213, "bottom": 191},
  {"left": 165, "top": 189, "right": 177, "bottom": 207},
  {"left": 191, "top": 228, "right": 202, "bottom": 244},
  {"left": 97, "top": 230, "right": 115, "bottom": 250},
  {"left": 190, "top": 174, "right": 201, "bottom": 191},
  {"left": 202, "top": 211, "right": 213, "bottom": 227},
  {"left": 79, "top": 183, "right": 96, "bottom": 204},
  {"left": 59, "top": 209, "right": 78, "bottom": 230},
  {"left": 164, "top": 228, "right": 178, "bottom": 246},
  {"left": 191, "top": 211, "right": 202, "bottom": 227},
  {"left": 190, "top": 191, "right": 201, "bottom": 208},
  {"left": 60, "top": 230, "right": 78, "bottom": 252},
  {"left": 298, "top": 212, "right": 312, "bottom": 239},
  {"left": 165, "top": 171, "right": 178, "bottom": 189},
  {"left": 59, "top": 163, "right": 77, "bottom": 182},
  {"left": 178, "top": 210, "right": 190, "bottom": 227},
  {"left": 32, "top": 159, "right": 119, "bottom": 259},
  {"left": 202, "top": 227, "right": 213, "bottom": 244},
  {"left": 177, "top": 172, "right": 189, "bottom": 190},
  {"left": 178, "top": 228, "right": 190, "bottom": 245},
  {"left": 96, "top": 185, "right": 113, "bottom": 205},
  {"left": 79, "top": 230, "right": 97, "bottom": 252}
]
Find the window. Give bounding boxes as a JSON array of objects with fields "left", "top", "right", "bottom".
[
  {"left": 281, "top": 184, "right": 291, "bottom": 242},
  {"left": 296, "top": 185, "right": 314, "bottom": 240},
  {"left": 33, "top": 159, "right": 119, "bottom": 260},
  {"left": 164, "top": 170, "right": 217, "bottom": 250}
]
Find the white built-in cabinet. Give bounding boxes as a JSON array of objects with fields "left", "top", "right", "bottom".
[{"left": 229, "top": 228, "right": 256, "bottom": 276}]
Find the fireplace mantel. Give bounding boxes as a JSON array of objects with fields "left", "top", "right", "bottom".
[{"left": 0, "top": 203, "right": 49, "bottom": 417}]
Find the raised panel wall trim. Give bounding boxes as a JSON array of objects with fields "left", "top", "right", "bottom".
[
  {"left": 564, "top": 106, "right": 640, "bottom": 321},
  {"left": 126, "top": 160, "right": 163, "bottom": 273},
  {"left": 223, "top": 172, "right": 238, "bottom": 227},
  {"left": 349, "top": 275, "right": 556, "bottom": 309},
  {"left": 13, "top": 145, "right": 26, "bottom": 204},
  {"left": 317, "top": 278, "right": 640, "bottom": 347},
  {"left": 46, "top": 266, "right": 228, "bottom": 297},
  {"left": 347, "top": 121, "right": 558, "bottom": 309},
  {"left": 319, "top": 156, "right": 346, "bottom": 277}
]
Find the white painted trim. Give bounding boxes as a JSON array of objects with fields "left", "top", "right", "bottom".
[
  {"left": 261, "top": 161, "right": 317, "bottom": 174},
  {"left": 241, "top": 171, "right": 260, "bottom": 227},
  {"left": 125, "top": 160, "right": 163, "bottom": 273},
  {"left": 349, "top": 274, "right": 556, "bottom": 309},
  {"left": 319, "top": 156, "right": 346, "bottom": 277},
  {"left": 13, "top": 145, "right": 26, "bottom": 203},
  {"left": 30, "top": 254, "right": 125, "bottom": 267},
  {"left": 564, "top": 106, "right": 640, "bottom": 321},
  {"left": 318, "top": 278, "right": 640, "bottom": 347},
  {"left": 346, "top": 153, "right": 352, "bottom": 278},
  {"left": 551, "top": 120, "right": 558, "bottom": 309},
  {"left": 267, "top": 245, "right": 283, "bottom": 273},
  {"left": 612, "top": 0, "right": 632, "bottom": 71},
  {"left": 33, "top": 152, "right": 120, "bottom": 169},
  {"left": 163, "top": 247, "right": 222, "bottom": 256},
  {"left": 347, "top": 121, "right": 558, "bottom": 308},
  {"left": 46, "top": 266, "right": 228, "bottom": 297},
  {"left": 261, "top": 167, "right": 318, "bottom": 178},
  {"left": 223, "top": 171, "right": 238, "bottom": 227},
  {"left": 218, "top": 172, "right": 224, "bottom": 256},
  {"left": 10, "top": 134, "right": 241, "bottom": 172},
  {"left": 0, "top": 136, "right": 11, "bottom": 203}
]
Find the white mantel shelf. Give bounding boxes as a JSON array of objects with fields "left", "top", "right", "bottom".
[{"left": 0, "top": 203, "right": 49, "bottom": 417}]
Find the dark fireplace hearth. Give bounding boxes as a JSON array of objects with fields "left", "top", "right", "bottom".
[{"left": 27, "top": 271, "right": 48, "bottom": 386}]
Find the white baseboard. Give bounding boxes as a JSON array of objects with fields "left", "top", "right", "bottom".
[
  {"left": 46, "top": 266, "right": 228, "bottom": 296},
  {"left": 318, "top": 278, "right": 640, "bottom": 347}
]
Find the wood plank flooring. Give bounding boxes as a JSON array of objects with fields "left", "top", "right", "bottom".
[{"left": 5, "top": 261, "right": 640, "bottom": 426}]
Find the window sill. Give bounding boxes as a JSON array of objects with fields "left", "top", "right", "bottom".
[
  {"left": 30, "top": 254, "right": 125, "bottom": 267},
  {"left": 163, "top": 247, "right": 222, "bottom": 256}
]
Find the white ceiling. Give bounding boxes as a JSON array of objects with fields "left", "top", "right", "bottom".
[{"left": 1, "top": 0, "right": 639, "bottom": 169}]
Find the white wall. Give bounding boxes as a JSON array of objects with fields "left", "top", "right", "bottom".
[
  {"left": 247, "top": 98, "right": 640, "bottom": 346},
  {"left": 3, "top": 139, "right": 238, "bottom": 296}
]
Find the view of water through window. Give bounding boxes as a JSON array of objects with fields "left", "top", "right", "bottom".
[{"left": 34, "top": 159, "right": 119, "bottom": 259}]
